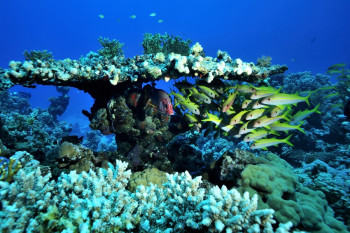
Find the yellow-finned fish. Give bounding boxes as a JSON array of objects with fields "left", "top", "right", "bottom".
[
  {"left": 185, "top": 113, "right": 198, "bottom": 126},
  {"left": 243, "top": 129, "right": 279, "bottom": 142},
  {"left": 250, "top": 134, "right": 294, "bottom": 150},
  {"left": 222, "top": 91, "right": 238, "bottom": 112},
  {"left": 269, "top": 121, "right": 305, "bottom": 134},
  {"left": 270, "top": 105, "right": 291, "bottom": 117},
  {"left": 202, "top": 112, "right": 222, "bottom": 127},
  {"left": 177, "top": 100, "right": 200, "bottom": 115},
  {"left": 149, "top": 13, "right": 157, "bottom": 17},
  {"left": 325, "top": 93, "right": 339, "bottom": 99},
  {"left": 251, "top": 100, "right": 269, "bottom": 109},
  {"left": 197, "top": 85, "right": 219, "bottom": 98},
  {"left": 238, "top": 121, "right": 254, "bottom": 135},
  {"left": 230, "top": 110, "right": 249, "bottom": 125},
  {"left": 261, "top": 93, "right": 312, "bottom": 106},
  {"left": 245, "top": 108, "right": 265, "bottom": 120},
  {"left": 250, "top": 86, "right": 282, "bottom": 100},
  {"left": 289, "top": 103, "right": 321, "bottom": 124},
  {"left": 98, "top": 14, "right": 105, "bottom": 19},
  {"left": 130, "top": 15, "right": 137, "bottom": 19},
  {"left": 242, "top": 99, "right": 253, "bottom": 109},
  {"left": 170, "top": 91, "right": 186, "bottom": 103},
  {"left": 253, "top": 110, "right": 290, "bottom": 129},
  {"left": 190, "top": 90, "right": 211, "bottom": 104},
  {"left": 234, "top": 84, "right": 256, "bottom": 93}
]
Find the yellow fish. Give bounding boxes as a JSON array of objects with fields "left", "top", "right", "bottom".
[
  {"left": 130, "top": 15, "right": 136, "bottom": 19},
  {"left": 250, "top": 135, "right": 294, "bottom": 150},
  {"left": 158, "top": 19, "right": 164, "bottom": 23},
  {"left": 149, "top": 13, "right": 156, "bottom": 17},
  {"left": 98, "top": 14, "right": 104, "bottom": 19},
  {"left": 261, "top": 93, "right": 312, "bottom": 106}
]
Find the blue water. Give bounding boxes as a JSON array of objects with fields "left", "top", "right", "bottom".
[{"left": 1, "top": 0, "right": 350, "bottom": 128}]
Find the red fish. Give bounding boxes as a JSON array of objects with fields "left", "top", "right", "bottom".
[{"left": 151, "top": 89, "right": 174, "bottom": 115}]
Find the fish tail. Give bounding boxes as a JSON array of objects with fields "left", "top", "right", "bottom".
[
  {"left": 313, "top": 103, "right": 321, "bottom": 114},
  {"left": 270, "top": 130, "right": 280, "bottom": 136},
  {"left": 281, "top": 109, "right": 291, "bottom": 121},
  {"left": 305, "top": 93, "right": 312, "bottom": 106},
  {"left": 283, "top": 134, "right": 294, "bottom": 147},
  {"left": 296, "top": 121, "right": 306, "bottom": 134}
]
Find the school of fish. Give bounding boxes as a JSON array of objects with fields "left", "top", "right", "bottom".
[{"left": 171, "top": 79, "right": 321, "bottom": 150}]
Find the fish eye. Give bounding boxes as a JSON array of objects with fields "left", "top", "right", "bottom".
[
  {"left": 268, "top": 98, "right": 270, "bottom": 100},
  {"left": 257, "top": 121, "right": 260, "bottom": 124},
  {"left": 250, "top": 114, "right": 252, "bottom": 117}
]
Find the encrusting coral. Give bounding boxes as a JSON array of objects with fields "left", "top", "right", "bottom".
[{"left": 0, "top": 159, "right": 293, "bottom": 232}]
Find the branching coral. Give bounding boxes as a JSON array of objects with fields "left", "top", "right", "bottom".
[
  {"left": 0, "top": 155, "right": 22, "bottom": 182},
  {"left": 0, "top": 159, "right": 292, "bottom": 232},
  {"left": 98, "top": 37, "right": 124, "bottom": 59},
  {"left": 23, "top": 50, "right": 53, "bottom": 62},
  {"left": 142, "top": 32, "right": 192, "bottom": 56}
]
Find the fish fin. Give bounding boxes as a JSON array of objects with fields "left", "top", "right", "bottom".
[
  {"left": 262, "top": 147, "right": 268, "bottom": 150},
  {"left": 264, "top": 125, "right": 271, "bottom": 130},
  {"left": 305, "top": 93, "right": 312, "bottom": 106},
  {"left": 296, "top": 121, "right": 306, "bottom": 134},
  {"left": 283, "top": 134, "right": 294, "bottom": 147}
]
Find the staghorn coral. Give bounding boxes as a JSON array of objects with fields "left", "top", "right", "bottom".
[{"left": 0, "top": 159, "right": 293, "bottom": 233}]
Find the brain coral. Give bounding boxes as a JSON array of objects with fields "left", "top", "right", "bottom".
[{"left": 238, "top": 153, "right": 348, "bottom": 233}]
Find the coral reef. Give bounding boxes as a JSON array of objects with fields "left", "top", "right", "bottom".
[
  {"left": 0, "top": 90, "right": 72, "bottom": 159},
  {"left": 0, "top": 155, "right": 21, "bottom": 182},
  {"left": 0, "top": 159, "right": 292, "bottom": 232},
  {"left": 97, "top": 37, "right": 124, "bottom": 59},
  {"left": 238, "top": 153, "right": 348, "bottom": 232},
  {"left": 295, "top": 160, "right": 350, "bottom": 226},
  {"left": 142, "top": 32, "right": 192, "bottom": 56},
  {"left": 23, "top": 50, "right": 54, "bottom": 62}
]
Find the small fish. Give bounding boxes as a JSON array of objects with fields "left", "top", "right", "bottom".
[
  {"left": 289, "top": 104, "right": 321, "bottom": 124},
  {"left": 230, "top": 110, "right": 249, "bottom": 125},
  {"left": 251, "top": 100, "right": 269, "bottom": 109},
  {"left": 177, "top": 100, "right": 200, "bottom": 115},
  {"left": 270, "top": 121, "right": 305, "bottom": 134},
  {"left": 149, "top": 13, "right": 156, "bottom": 17},
  {"left": 170, "top": 91, "right": 186, "bottom": 103},
  {"left": 242, "top": 99, "right": 253, "bottom": 109},
  {"left": 330, "top": 103, "right": 343, "bottom": 109},
  {"left": 98, "top": 14, "right": 105, "bottom": 19},
  {"left": 175, "top": 79, "right": 194, "bottom": 90},
  {"left": 289, "top": 58, "right": 297, "bottom": 63},
  {"left": 325, "top": 93, "right": 339, "bottom": 99},
  {"left": 253, "top": 110, "right": 290, "bottom": 129},
  {"left": 245, "top": 108, "right": 266, "bottom": 120},
  {"left": 234, "top": 84, "right": 256, "bottom": 93},
  {"left": 158, "top": 19, "right": 164, "bottom": 23},
  {"left": 250, "top": 134, "right": 294, "bottom": 150},
  {"left": 222, "top": 91, "right": 238, "bottom": 112},
  {"left": 316, "top": 86, "right": 336, "bottom": 92},
  {"left": 243, "top": 129, "right": 279, "bottom": 142},
  {"left": 185, "top": 113, "right": 198, "bottom": 124},
  {"left": 238, "top": 121, "right": 255, "bottom": 135},
  {"left": 261, "top": 93, "right": 312, "bottom": 106},
  {"left": 130, "top": 15, "right": 136, "bottom": 19},
  {"left": 270, "top": 105, "right": 291, "bottom": 117},
  {"left": 197, "top": 85, "right": 218, "bottom": 98},
  {"left": 202, "top": 112, "right": 222, "bottom": 126},
  {"left": 190, "top": 91, "right": 211, "bottom": 104},
  {"left": 250, "top": 86, "right": 282, "bottom": 100}
]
